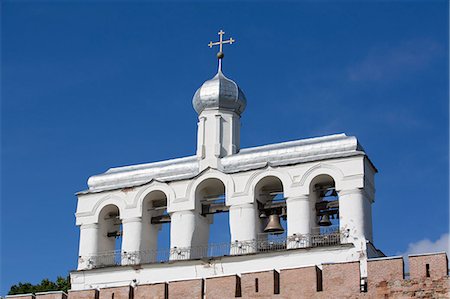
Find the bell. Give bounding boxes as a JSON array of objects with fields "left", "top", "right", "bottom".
[
  {"left": 318, "top": 214, "right": 332, "bottom": 226},
  {"left": 264, "top": 214, "right": 285, "bottom": 234}
]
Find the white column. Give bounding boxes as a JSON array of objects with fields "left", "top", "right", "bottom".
[
  {"left": 78, "top": 223, "right": 98, "bottom": 270},
  {"left": 170, "top": 210, "right": 196, "bottom": 260},
  {"left": 338, "top": 188, "right": 371, "bottom": 242},
  {"left": 286, "top": 195, "right": 311, "bottom": 249},
  {"left": 121, "top": 217, "right": 142, "bottom": 265},
  {"left": 229, "top": 203, "right": 258, "bottom": 254}
]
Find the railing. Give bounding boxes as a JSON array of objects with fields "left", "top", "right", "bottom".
[{"left": 81, "top": 227, "right": 344, "bottom": 269}]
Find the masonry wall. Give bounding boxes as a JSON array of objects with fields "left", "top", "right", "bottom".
[{"left": 10, "top": 252, "right": 448, "bottom": 299}]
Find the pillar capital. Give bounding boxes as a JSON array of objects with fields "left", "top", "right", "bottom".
[
  {"left": 229, "top": 202, "right": 254, "bottom": 210},
  {"left": 80, "top": 223, "right": 99, "bottom": 230},
  {"left": 121, "top": 217, "right": 142, "bottom": 224},
  {"left": 338, "top": 188, "right": 372, "bottom": 202},
  {"left": 338, "top": 188, "right": 363, "bottom": 196},
  {"left": 286, "top": 194, "right": 309, "bottom": 202}
]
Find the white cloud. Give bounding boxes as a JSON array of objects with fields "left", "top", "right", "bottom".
[{"left": 401, "top": 233, "right": 449, "bottom": 256}]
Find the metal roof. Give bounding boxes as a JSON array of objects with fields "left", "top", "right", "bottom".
[{"left": 80, "top": 133, "right": 366, "bottom": 195}]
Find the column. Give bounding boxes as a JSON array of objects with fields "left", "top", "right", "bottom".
[
  {"left": 286, "top": 194, "right": 311, "bottom": 248},
  {"left": 121, "top": 217, "right": 142, "bottom": 265},
  {"left": 169, "top": 210, "right": 196, "bottom": 260},
  {"left": 78, "top": 223, "right": 98, "bottom": 270},
  {"left": 338, "top": 188, "right": 372, "bottom": 242},
  {"left": 229, "top": 203, "right": 258, "bottom": 254}
]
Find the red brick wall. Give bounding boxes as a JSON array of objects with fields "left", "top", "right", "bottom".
[
  {"left": 205, "top": 275, "right": 238, "bottom": 299},
  {"left": 6, "top": 295, "right": 35, "bottom": 299},
  {"left": 409, "top": 252, "right": 448, "bottom": 280},
  {"left": 168, "top": 279, "right": 203, "bottom": 299},
  {"left": 375, "top": 276, "right": 449, "bottom": 298},
  {"left": 134, "top": 283, "right": 166, "bottom": 299},
  {"left": 322, "top": 261, "right": 360, "bottom": 296},
  {"left": 241, "top": 270, "right": 277, "bottom": 298},
  {"left": 367, "top": 257, "right": 404, "bottom": 290},
  {"left": 68, "top": 290, "right": 98, "bottom": 299},
  {"left": 67, "top": 252, "right": 449, "bottom": 299},
  {"left": 36, "top": 293, "right": 68, "bottom": 299},
  {"left": 280, "top": 266, "right": 321, "bottom": 298},
  {"left": 98, "top": 286, "right": 131, "bottom": 299}
]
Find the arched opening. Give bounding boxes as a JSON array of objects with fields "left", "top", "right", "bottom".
[
  {"left": 254, "top": 176, "right": 286, "bottom": 248},
  {"left": 97, "top": 204, "right": 122, "bottom": 266},
  {"left": 194, "top": 178, "right": 229, "bottom": 257},
  {"left": 142, "top": 190, "right": 170, "bottom": 263},
  {"left": 309, "top": 174, "right": 339, "bottom": 236}
]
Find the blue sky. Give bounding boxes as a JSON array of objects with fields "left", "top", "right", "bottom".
[{"left": 1, "top": 0, "right": 448, "bottom": 295}]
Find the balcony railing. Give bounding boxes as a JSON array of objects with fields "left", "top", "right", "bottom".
[{"left": 80, "top": 227, "right": 344, "bottom": 270}]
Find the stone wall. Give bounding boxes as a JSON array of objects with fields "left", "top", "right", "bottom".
[{"left": 10, "top": 252, "right": 448, "bottom": 299}]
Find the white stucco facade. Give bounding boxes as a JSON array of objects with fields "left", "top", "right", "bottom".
[{"left": 71, "top": 64, "right": 381, "bottom": 290}]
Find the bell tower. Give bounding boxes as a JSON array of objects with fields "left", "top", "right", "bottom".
[{"left": 192, "top": 30, "right": 246, "bottom": 169}]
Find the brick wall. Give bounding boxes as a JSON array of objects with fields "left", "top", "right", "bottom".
[
  {"left": 68, "top": 289, "right": 98, "bottom": 299},
  {"left": 168, "top": 279, "right": 203, "bottom": 299},
  {"left": 241, "top": 270, "right": 278, "bottom": 298},
  {"left": 409, "top": 252, "right": 448, "bottom": 280},
  {"left": 35, "top": 292, "right": 68, "bottom": 299},
  {"left": 367, "top": 256, "right": 404, "bottom": 290},
  {"left": 205, "top": 275, "right": 239, "bottom": 299},
  {"left": 6, "top": 294, "right": 35, "bottom": 299},
  {"left": 134, "top": 283, "right": 167, "bottom": 299},
  {"left": 98, "top": 286, "right": 132, "bottom": 299},
  {"left": 64, "top": 252, "right": 448, "bottom": 299},
  {"left": 322, "top": 261, "right": 360, "bottom": 296},
  {"left": 279, "top": 266, "right": 321, "bottom": 298}
]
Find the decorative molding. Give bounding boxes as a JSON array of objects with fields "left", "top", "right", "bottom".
[
  {"left": 132, "top": 182, "right": 175, "bottom": 212},
  {"left": 76, "top": 194, "right": 127, "bottom": 220},
  {"left": 295, "top": 163, "right": 345, "bottom": 189}
]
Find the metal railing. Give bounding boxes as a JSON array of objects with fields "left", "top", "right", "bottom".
[{"left": 80, "top": 227, "right": 344, "bottom": 269}]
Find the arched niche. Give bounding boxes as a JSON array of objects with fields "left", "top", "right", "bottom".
[
  {"left": 97, "top": 204, "right": 122, "bottom": 266},
  {"left": 309, "top": 174, "right": 339, "bottom": 234},
  {"left": 140, "top": 190, "right": 169, "bottom": 262},
  {"left": 192, "top": 178, "right": 229, "bottom": 251},
  {"left": 254, "top": 176, "right": 286, "bottom": 240}
]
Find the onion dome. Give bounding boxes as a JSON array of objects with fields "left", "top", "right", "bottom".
[{"left": 192, "top": 70, "right": 247, "bottom": 115}]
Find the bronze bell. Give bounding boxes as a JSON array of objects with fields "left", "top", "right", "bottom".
[
  {"left": 318, "top": 214, "right": 332, "bottom": 226},
  {"left": 264, "top": 214, "right": 285, "bottom": 234}
]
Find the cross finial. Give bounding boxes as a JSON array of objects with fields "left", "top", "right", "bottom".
[{"left": 208, "top": 30, "right": 235, "bottom": 71}]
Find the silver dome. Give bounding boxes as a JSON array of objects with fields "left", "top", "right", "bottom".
[{"left": 193, "top": 70, "right": 246, "bottom": 115}]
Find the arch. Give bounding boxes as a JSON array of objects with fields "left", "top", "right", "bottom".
[
  {"left": 297, "top": 163, "right": 344, "bottom": 193},
  {"left": 253, "top": 175, "right": 284, "bottom": 204},
  {"left": 93, "top": 194, "right": 127, "bottom": 222},
  {"left": 140, "top": 189, "right": 170, "bottom": 261},
  {"left": 187, "top": 169, "right": 234, "bottom": 205},
  {"left": 308, "top": 173, "right": 340, "bottom": 233},
  {"left": 191, "top": 176, "right": 229, "bottom": 249},
  {"left": 246, "top": 168, "right": 292, "bottom": 199},
  {"left": 308, "top": 174, "right": 336, "bottom": 191},
  {"left": 97, "top": 204, "right": 122, "bottom": 258},
  {"left": 253, "top": 174, "right": 287, "bottom": 238},
  {"left": 134, "top": 183, "right": 174, "bottom": 215}
]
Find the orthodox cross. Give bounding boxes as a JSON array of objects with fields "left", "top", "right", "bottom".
[{"left": 208, "top": 30, "right": 235, "bottom": 71}]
